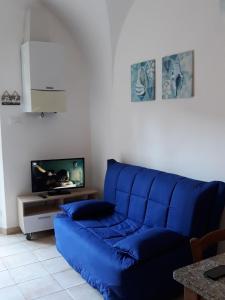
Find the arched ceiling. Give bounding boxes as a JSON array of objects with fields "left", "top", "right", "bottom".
[
  {"left": 42, "top": 0, "right": 110, "bottom": 70},
  {"left": 106, "top": 0, "right": 135, "bottom": 59},
  {"left": 42, "top": 0, "right": 135, "bottom": 68}
]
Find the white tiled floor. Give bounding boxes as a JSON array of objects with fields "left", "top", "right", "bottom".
[
  {"left": 53, "top": 269, "right": 85, "bottom": 289},
  {"left": 2, "top": 251, "right": 38, "bottom": 269},
  {"left": 0, "top": 231, "right": 103, "bottom": 300}
]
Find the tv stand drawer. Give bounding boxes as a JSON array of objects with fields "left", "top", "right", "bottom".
[{"left": 23, "top": 211, "right": 59, "bottom": 234}]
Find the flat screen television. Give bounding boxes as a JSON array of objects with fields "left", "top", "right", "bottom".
[{"left": 31, "top": 158, "right": 85, "bottom": 193}]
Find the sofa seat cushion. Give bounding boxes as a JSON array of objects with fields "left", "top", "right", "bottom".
[
  {"left": 75, "top": 211, "right": 126, "bottom": 229},
  {"left": 114, "top": 228, "right": 186, "bottom": 260},
  {"left": 74, "top": 211, "right": 152, "bottom": 247},
  {"left": 54, "top": 214, "right": 136, "bottom": 298},
  {"left": 61, "top": 199, "right": 115, "bottom": 220},
  {"left": 88, "top": 218, "right": 146, "bottom": 246}
]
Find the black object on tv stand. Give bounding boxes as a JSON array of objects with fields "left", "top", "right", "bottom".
[{"left": 47, "top": 189, "right": 71, "bottom": 196}]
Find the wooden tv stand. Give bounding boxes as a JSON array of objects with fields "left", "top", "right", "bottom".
[{"left": 17, "top": 188, "right": 98, "bottom": 240}]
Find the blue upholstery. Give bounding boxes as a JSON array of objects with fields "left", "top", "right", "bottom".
[
  {"left": 54, "top": 159, "right": 225, "bottom": 300},
  {"left": 114, "top": 227, "right": 185, "bottom": 260},
  {"left": 61, "top": 200, "right": 115, "bottom": 219}
]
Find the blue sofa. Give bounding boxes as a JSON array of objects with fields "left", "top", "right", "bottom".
[{"left": 54, "top": 159, "right": 225, "bottom": 300}]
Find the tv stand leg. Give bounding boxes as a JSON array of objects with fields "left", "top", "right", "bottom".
[{"left": 26, "top": 233, "right": 32, "bottom": 241}]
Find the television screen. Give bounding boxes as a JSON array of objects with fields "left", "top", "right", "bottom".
[{"left": 31, "top": 158, "right": 85, "bottom": 193}]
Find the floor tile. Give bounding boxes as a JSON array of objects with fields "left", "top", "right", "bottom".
[
  {"left": 24, "top": 236, "right": 55, "bottom": 251},
  {"left": 36, "top": 290, "right": 73, "bottom": 300},
  {"left": 0, "top": 242, "right": 28, "bottom": 258},
  {"left": 33, "top": 246, "right": 60, "bottom": 261},
  {"left": 9, "top": 262, "right": 49, "bottom": 284},
  {"left": 0, "top": 285, "right": 26, "bottom": 300},
  {"left": 0, "top": 258, "right": 7, "bottom": 271},
  {"left": 52, "top": 269, "right": 85, "bottom": 289},
  {"left": 18, "top": 275, "right": 62, "bottom": 300},
  {"left": 0, "top": 270, "right": 15, "bottom": 288},
  {"left": 41, "top": 257, "right": 71, "bottom": 274},
  {"left": 2, "top": 251, "right": 38, "bottom": 269},
  {"left": 14, "top": 234, "right": 27, "bottom": 242},
  {"left": 67, "top": 283, "right": 103, "bottom": 300},
  {"left": 0, "top": 235, "right": 21, "bottom": 246}
]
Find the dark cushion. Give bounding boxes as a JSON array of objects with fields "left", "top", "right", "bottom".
[
  {"left": 114, "top": 227, "right": 185, "bottom": 260},
  {"left": 60, "top": 200, "right": 115, "bottom": 219}
]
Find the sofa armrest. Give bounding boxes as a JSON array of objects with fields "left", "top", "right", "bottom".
[
  {"left": 60, "top": 199, "right": 115, "bottom": 219},
  {"left": 114, "top": 227, "right": 186, "bottom": 261}
]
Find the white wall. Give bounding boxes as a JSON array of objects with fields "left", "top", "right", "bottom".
[
  {"left": 0, "top": 120, "right": 6, "bottom": 228},
  {"left": 109, "top": 0, "right": 225, "bottom": 182},
  {"left": 44, "top": 0, "right": 113, "bottom": 189},
  {"left": 0, "top": 0, "right": 91, "bottom": 229}
]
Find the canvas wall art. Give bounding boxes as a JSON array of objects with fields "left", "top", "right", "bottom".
[
  {"left": 162, "top": 50, "right": 194, "bottom": 99},
  {"left": 131, "top": 60, "right": 155, "bottom": 102}
]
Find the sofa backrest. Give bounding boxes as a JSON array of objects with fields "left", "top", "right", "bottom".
[{"left": 104, "top": 159, "right": 225, "bottom": 238}]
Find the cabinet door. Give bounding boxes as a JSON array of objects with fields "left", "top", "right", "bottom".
[
  {"left": 29, "top": 42, "right": 65, "bottom": 91},
  {"left": 31, "top": 90, "right": 66, "bottom": 112}
]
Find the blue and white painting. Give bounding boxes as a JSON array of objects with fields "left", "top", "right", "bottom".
[
  {"left": 162, "top": 50, "right": 194, "bottom": 99},
  {"left": 131, "top": 60, "right": 155, "bottom": 102}
]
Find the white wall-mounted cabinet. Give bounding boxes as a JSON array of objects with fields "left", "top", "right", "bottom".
[{"left": 21, "top": 41, "right": 66, "bottom": 112}]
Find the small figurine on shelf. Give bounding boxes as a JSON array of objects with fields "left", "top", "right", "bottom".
[
  {"left": 1, "top": 90, "right": 21, "bottom": 105},
  {"left": 11, "top": 91, "right": 21, "bottom": 105},
  {"left": 1, "top": 90, "right": 11, "bottom": 105}
]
